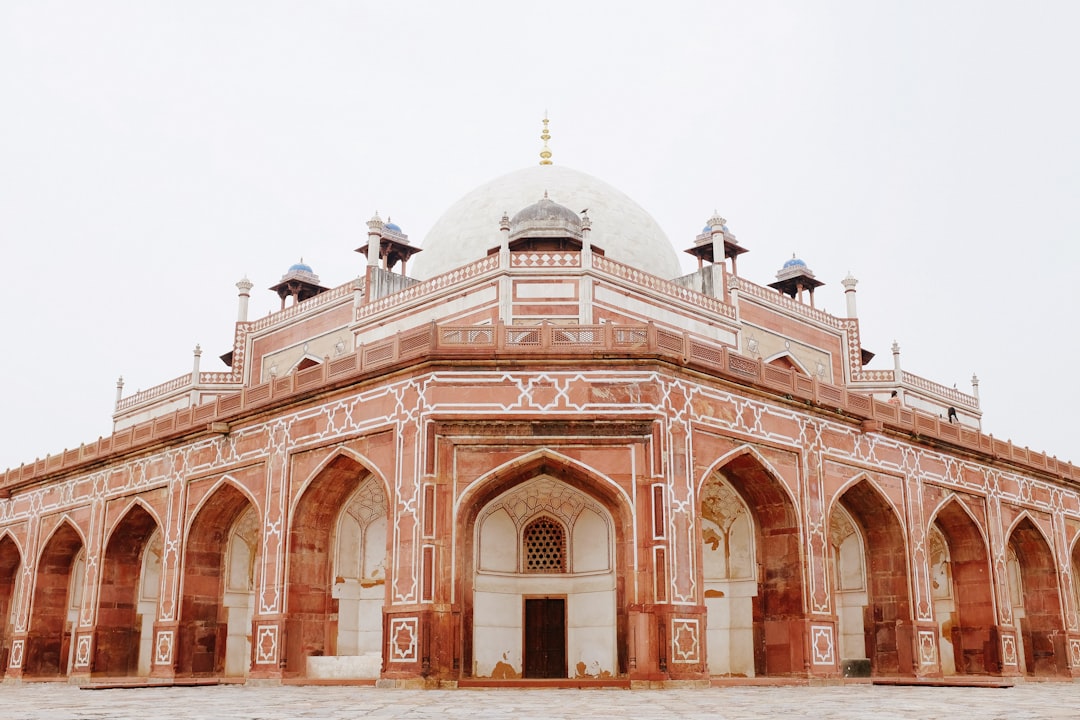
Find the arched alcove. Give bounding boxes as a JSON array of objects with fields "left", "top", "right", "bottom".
[
  {"left": 703, "top": 451, "right": 805, "bottom": 677},
  {"left": 0, "top": 535, "right": 22, "bottom": 675},
  {"left": 828, "top": 503, "right": 868, "bottom": 676},
  {"left": 286, "top": 453, "right": 388, "bottom": 680},
  {"left": 94, "top": 504, "right": 160, "bottom": 677},
  {"left": 1007, "top": 517, "right": 1067, "bottom": 677},
  {"left": 178, "top": 482, "right": 257, "bottom": 677},
  {"left": 834, "top": 479, "right": 912, "bottom": 677},
  {"left": 471, "top": 476, "right": 615, "bottom": 679},
  {"left": 930, "top": 500, "right": 995, "bottom": 675},
  {"left": 25, "top": 522, "right": 84, "bottom": 677},
  {"left": 458, "top": 455, "right": 628, "bottom": 681}
]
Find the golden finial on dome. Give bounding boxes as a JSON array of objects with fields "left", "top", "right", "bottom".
[{"left": 539, "top": 113, "right": 553, "bottom": 166}]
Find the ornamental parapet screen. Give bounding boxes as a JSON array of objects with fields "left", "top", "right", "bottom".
[
  {"left": 250, "top": 279, "right": 360, "bottom": 332},
  {"left": 733, "top": 276, "right": 847, "bottom": 330},
  {"left": 592, "top": 255, "right": 737, "bottom": 320},
  {"left": 3, "top": 321, "right": 1072, "bottom": 492},
  {"left": 355, "top": 252, "right": 738, "bottom": 324}
]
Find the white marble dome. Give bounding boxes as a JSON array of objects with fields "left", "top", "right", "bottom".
[{"left": 411, "top": 164, "right": 683, "bottom": 280}]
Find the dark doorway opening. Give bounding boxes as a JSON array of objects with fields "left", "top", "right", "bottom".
[{"left": 523, "top": 598, "right": 566, "bottom": 679}]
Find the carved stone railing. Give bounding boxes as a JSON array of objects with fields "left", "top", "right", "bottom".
[
  {"left": 115, "top": 372, "right": 245, "bottom": 413},
  {"left": 356, "top": 254, "right": 501, "bottom": 320},
  {"left": 510, "top": 251, "right": 581, "bottom": 268},
  {"left": 851, "top": 369, "right": 897, "bottom": 383},
  {"left": 115, "top": 374, "right": 193, "bottom": 411},
  {"left": 734, "top": 276, "right": 848, "bottom": 330},
  {"left": 3, "top": 321, "right": 1073, "bottom": 492},
  {"left": 249, "top": 279, "right": 358, "bottom": 332},
  {"left": 592, "top": 255, "right": 737, "bottom": 320},
  {"left": 901, "top": 371, "right": 978, "bottom": 410}
]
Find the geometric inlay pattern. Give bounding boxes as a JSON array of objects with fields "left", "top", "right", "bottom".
[
  {"left": 811, "top": 624, "right": 835, "bottom": 665},
  {"left": 9, "top": 639, "right": 23, "bottom": 668},
  {"left": 918, "top": 630, "right": 937, "bottom": 666},
  {"left": 1001, "top": 633, "right": 1018, "bottom": 666},
  {"left": 523, "top": 516, "right": 567, "bottom": 573},
  {"left": 255, "top": 624, "right": 278, "bottom": 665},
  {"left": 671, "top": 618, "right": 700, "bottom": 663},
  {"left": 154, "top": 630, "right": 174, "bottom": 665},
  {"left": 75, "top": 633, "right": 92, "bottom": 667},
  {"left": 1071, "top": 638, "right": 1080, "bottom": 668},
  {"left": 389, "top": 617, "right": 418, "bottom": 662}
]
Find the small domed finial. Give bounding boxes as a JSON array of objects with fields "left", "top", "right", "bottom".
[{"left": 539, "top": 114, "right": 553, "bottom": 166}]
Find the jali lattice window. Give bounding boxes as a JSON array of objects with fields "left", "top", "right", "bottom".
[{"left": 523, "top": 517, "right": 567, "bottom": 573}]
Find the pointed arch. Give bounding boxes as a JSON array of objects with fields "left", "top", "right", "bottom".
[
  {"left": 0, "top": 534, "right": 22, "bottom": 675},
  {"left": 290, "top": 354, "right": 323, "bottom": 374},
  {"left": 284, "top": 450, "right": 387, "bottom": 678},
  {"left": 184, "top": 475, "right": 260, "bottom": 538},
  {"left": 701, "top": 447, "right": 805, "bottom": 677},
  {"left": 927, "top": 497, "right": 997, "bottom": 675},
  {"left": 697, "top": 444, "right": 801, "bottom": 517},
  {"left": 763, "top": 351, "right": 811, "bottom": 376},
  {"left": 93, "top": 503, "right": 162, "bottom": 677},
  {"left": 827, "top": 473, "right": 907, "bottom": 535},
  {"left": 458, "top": 448, "right": 633, "bottom": 521},
  {"left": 35, "top": 517, "right": 87, "bottom": 566},
  {"left": 178, "top": 481, "right": 258, "bottom": 677},
  {"left": 102, "top": 497, "right": 163, "bottom": 552},
  {"left": 833, "top": 476, "right": 912, "bottom": 677},
  {"left": 0, "top": 530, "right": 24, "bottom": 558},
  {"left": 25, "top": 519, "right": 85, "bottom": 677},
  {"left": 1006, "top": 514, "right": 1067, "bottom": 676},
  {"left": 1004, "top": 512, "right": 1056, "bottom": 552},
  {"left": 926, "top": 494, "right": 990, "bottom": 550},
  {"left": 287, "top": 446, "right": 390, "bottom": 522}
]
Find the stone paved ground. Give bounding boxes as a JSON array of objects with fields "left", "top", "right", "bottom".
[{"left": 1, "top": 682, "right": 1079, "bottom": 720}]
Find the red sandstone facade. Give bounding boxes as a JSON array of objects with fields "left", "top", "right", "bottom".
[{"left": 0, "top": 164, "right": 1078, "bottom": 688}]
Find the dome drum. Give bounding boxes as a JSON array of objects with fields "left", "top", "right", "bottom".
[
  {"left": 413, "top": 165, "right": 682, "bottom": 280},
  {"left": 507, "top": 194, "right": 584, "bottom": 244}
]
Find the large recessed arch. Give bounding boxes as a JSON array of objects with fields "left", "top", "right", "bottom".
[
  {"left": 284, "top": 451, "right": 388, "bottom": 679},
  {"left": 926, "top": 497, "right": 996, "bottom": 674},
  {"left": 25, "top": 519, "right": 85, "bottom": 677},
  {"left": 700, "top": 447, "right": 805, "bottom": 677},
  {"left": 456, "top": 451, "right": 632, "bottom": 680},
  {"left": 178, "top": 481, "right": 258, "bottom": 677},
  {"left": 832, "top": 477, "right": 912, "bottom": 677},
  {"left": 1006, "top": 515, "right": 1067, "bottom": 676},
  {"left": 0, "top": 534, "right": 22, "bottom": 676},
  {"left": 93, "top": 503, "right": 162, "bottom": 677}
]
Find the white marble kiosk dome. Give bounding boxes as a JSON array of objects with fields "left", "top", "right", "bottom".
[{"left": 411, "top": 164, "right": 683, "bottom": 280}]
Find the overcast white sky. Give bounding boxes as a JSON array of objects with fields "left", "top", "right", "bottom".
[{"left": 0, "top": 1, "right": 1076, "bottom": 471}]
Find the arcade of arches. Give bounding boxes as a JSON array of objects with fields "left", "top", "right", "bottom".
[{"left": 0, "top": 417, "right": 1079, "bottom": 687}]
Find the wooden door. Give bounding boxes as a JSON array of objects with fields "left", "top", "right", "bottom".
[{"left": 523, "top": 598, "right": 566, "bottom": 678}]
